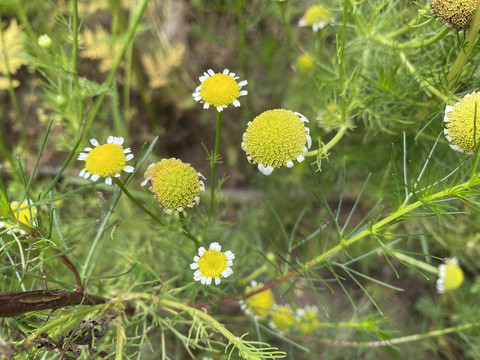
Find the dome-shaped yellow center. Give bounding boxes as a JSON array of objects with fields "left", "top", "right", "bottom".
[
  {"left": 271, "top": 305, "right": 295, "bottom": 332},
  {"left": 297, "top": 54, "right": 315, "bottom": 72},
  {"left": 245, "top": 284, "right": 275, "bottom": 317},
  {"left": 445, "top": 92, "right": 480, "bottom": 153},
  {"left": 430, "top": 0, "right": 477, "bottom": 28},
  {"left": 198, "top": 249, "right": 228, "bottom": 278},
  {"left": 303, "top": 5, "right": 332, "bottom": 26},
  {"left": 243, "top": 109, "right": 307, "bottom": 168},
  {"left": 85, "top": 143, "right": 126, "bottom": 177},
  {"left": 200, "top": 73, "right": 240, "bottom": 108},
  {"left": 149, "top": 159, "right": 201, "bottom": 211},
  {"left": 442, "top": 262, "right": 464, "bottom": 291},
  {"left": 297, "top": 308, "right": 320, "bottom": 333}
]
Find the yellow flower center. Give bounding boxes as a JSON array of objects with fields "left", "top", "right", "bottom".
[
  {"left": 85, "top": 143, "right": 126, "bottom": 177},
  {"left": 303, "top": 5, "right": 332, "bottom": 26},
  {"left": 243, "top": 109, "right": 307, "bottom": 168},
  {"left": 198, "top": 249, "right": 228, "bottom": 278},
  {"left": 245, "top": 284, "right": 275, "bottom": 317},
  {"left": 296, "top": 54, "right": 315, "bottom": 72},
  {"left": 149, "top": 159, "right": 201, "bottom": 211},
  {"left": 12, "top": 202, "right": 35, "bottom": 225},
  {"left": 200, "top": 73, "right": 240, "bottom": 108},
  {"left": 297, "top": 309, "right": 320, "bottom": 333},
  {"left": 430, "top": 0, "right": 477, "bottom": 28},
  {"left": 443, "top": 262, "right": 464, "bottom": 291},
  {"left": 445, "top": 93, "right": 480, "bottom": 153},
  {"left": 1, "top": 201, "right": 36, "bottom": 233},
  {"left": 271, "top": 305, "right": 295, "bottom": 332}
]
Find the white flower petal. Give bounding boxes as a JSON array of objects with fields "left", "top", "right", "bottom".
[
  {"left": 90, "top": 138, "right": 99, "bottom": 147},
  {"left": 105, "top": 177, "right": 112, "bottom": 185},
  {"left": 215, "top": 277, "right": 221, "bottom": 285},
  {"left": 286, "top": 161, "right": 294, "bottom": 168},
  {"left": 91, "top": 174, "right": 100, "bottom": 182}
]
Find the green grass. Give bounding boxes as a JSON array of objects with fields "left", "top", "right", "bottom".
[{"left": 1, "top": 0, "right": 480, "bottom": 359}]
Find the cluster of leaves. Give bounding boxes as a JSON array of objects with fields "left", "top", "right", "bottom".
[{"left": 1, "top": 0, "right": 480, "bottom": 359}]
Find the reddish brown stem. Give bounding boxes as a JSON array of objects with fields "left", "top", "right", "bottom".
[{"left": 0, "top": 289, "right": 108, "bottom": 317}]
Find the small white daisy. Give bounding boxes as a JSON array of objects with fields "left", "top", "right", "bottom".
[
  {"left": 192, "top": 69, "right": 248, "bottom": 112},
  {"left": 77, "top": 136, "right": 134, "bottom": 185},
  {"left": 436, "top": 257, "right": 464, "bottom": 293},
  {"left": 190, "top": 242, "right": 235, "bottom": 285}
]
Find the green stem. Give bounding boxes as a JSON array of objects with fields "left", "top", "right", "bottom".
[
  {"left": 391, "top": 251, "right": 438, "bottom": 275},
  {"left": 113, "top": 178, "right": 200, "bottom": 247},
  {"left": 112, "top": 178, "right": 166, "bottom": 227},
  {"left": 207, "top": 110, "right": 223, "bottom": 221},
  {"left": 362, "top": 322, "right": 480, "bottom": 348},
  {"left": 306, "top": 125, "right": 348, "bottom": 158},
  {"left": 83, "top": 0, "right": 149, "bottom": 135},
  {"left": 304, "top": 177, "right": 479, "bottom": 271},
  {"left": 370, "top": 26, "right": 449, "bottom": 50},
  {"left": 399, "top": 51, "right": 451, "bottom": 103},
  {"left": 160, "top": 298, "right": 237, "bottom": 343},
  {"left": 446, "top": 0, "right": 480, "bottom": 88}
]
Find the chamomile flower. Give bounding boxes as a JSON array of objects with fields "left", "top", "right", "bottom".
[
  {"left": 436, "top": 257, "right": 464, "bottom": 293},
  {"left": 192, "top": 69, "right": 248, "bottom": 112},
  {"left": 190, "top": 242, "right": 235, "bottom": 285},
  {"left": 296, "top": 305, "right": 320, "bottom": 333},
  {"left": 296, "top": 54, "right": 315, "bottom": 73},
  {"left": 269, "top": 304, "right": 296, "bottom": 334},
  {"left": 298, "top": 5, "right": 334, "bottom": 32},
  {"left": 142, "top": 158, "right": 205, "bottom": 214},
  {"left": 430, "top": 0, "right": 477, "bottom": 29},
  {"left": 242, "top": 109, "right": 311, "bottom": 175},
  {"left": 240, "top": 281, "right": 275, "bottom": 318},
  {"left": 444, "top": 92, "right": 480, "bottom": 154},
  {"left": 0, "top": 200, "right": 37, "bottom": 235},
  {"left": 78, "top": 136, "right": 134, "bottom": 185}
]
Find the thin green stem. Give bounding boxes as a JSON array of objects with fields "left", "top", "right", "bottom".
[
  {"left": 160, "top": 298, "right": 237, "bottom": 343},
  {"left": 113, "top": 177, "right": 165, "bottom": 227},
  {"left": 370, "top": 26, "right": 449, "bottom": 50},
  {"left": 112, "top": 178, "right": 200, "bottom": 247},
  {"left": 83, "top": 0, "right": 149, "bottom": 135},
  {"left": 399, "top": 51, "right": 451, "bottom": 103},
  {"left": 207, "top": 110, "right": 223, "bottom": 221},
  {"left": 306, "top": 125, "right": 348, "bottom": 158},
  {"left": 446, "top": 0, "right": 480, "bottom": 88},
  {"left": 391, "top": 251, "right": 438, "bottom": 275}
]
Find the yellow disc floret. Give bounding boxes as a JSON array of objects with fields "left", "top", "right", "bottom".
[
  {"left": 190, "top": 242, "right": 235, "bottom": 285},
  {"left": 148, "top": 158, "right": 203, "bottom": 213},
  {"left": 243, "top": 282, "right": 275, "bottom": 317},
  {"left": 242, "top": 109, "right": 311, "bottom": 175},
  {"left": 296, "top": 306, "right": 320, "bottom": 333},
  {"left": 430, "top": 0, "right": 477, "bottom": 28},
  {"left": 437, "top": 258, "right": 464, "bottom": 293},
  {"left": 198, "top": 249, "right": 228, "bottom": 278},
  {"left": 85, "top": 143, "right": 126, "bottom": 177},
  {"left": 200, "top": 73, "right": 240, "bottom": 108},
  {"left": 444, "top": 92, "right": 480, "bottom": 153},
  {"left": 270, "top": 305, "right": 296, "bottom": 333},
  {"left": 303, "top": 5, "right": 332, "bottom": 26},
  {"left": 193, "top": 69, "right": 248, "bottom": 111},
  {"left": 0, "top": 201, "right": 36, "bottom": 234}
]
